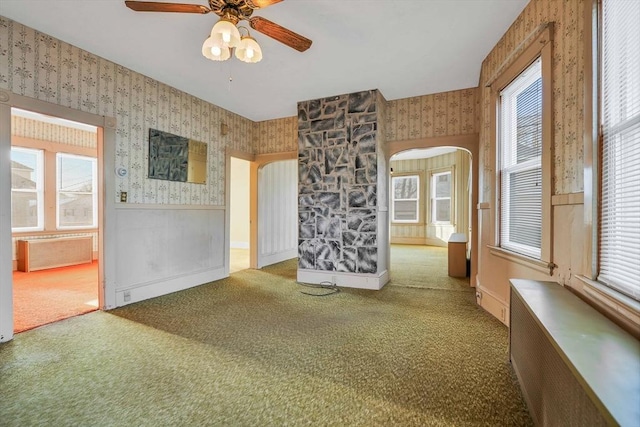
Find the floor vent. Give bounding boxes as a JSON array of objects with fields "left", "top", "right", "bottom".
[{"left": 17, "top": 236, "right": 93, "bottom": 272}]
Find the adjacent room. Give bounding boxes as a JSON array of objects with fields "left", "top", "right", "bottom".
[
  {"left": 0, "top": 0, "right": 638, "bottom": 426},
  {"left": 10, "top": 108, "right": 101, "bottom": 333}
]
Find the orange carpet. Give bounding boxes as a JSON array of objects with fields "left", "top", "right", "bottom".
[{"left": 12, "top": 261, "right": 99, "bottom": 333}]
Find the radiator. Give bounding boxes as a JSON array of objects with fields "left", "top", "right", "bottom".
[
  {"left": 510, "top": 279, "right": 640, "bottom": 426},
  {"left": 17, "top": 236, "right": 93, "bottom": 272}
]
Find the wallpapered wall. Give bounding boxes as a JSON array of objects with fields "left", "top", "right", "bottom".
[
  {"left": 12, "top": 116, "right": 97, "bottom": 148},
  {"left": 2, "top": 16, "right": 482, "bottom": 203},
  {"left": 253, "top": 116, "right": 298, "bottom": 154},
  {"left": 479, "top": 0, "right": 584, "bottom": 196},
  {"left": 0, "top": 17, "right": 253, "bottom": 205},
  {"left": 384, "top": 88, "right": 479, "bottom": 141},
  {"left": 253, "top": 87, "right": 480, "bottom": 155}
]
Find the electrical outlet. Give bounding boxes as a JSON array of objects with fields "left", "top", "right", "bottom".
[
  {"left": 124, "top": 290, "right": 131, "bottom": 302},
  {"left": 120, "top": 191, "right": 127, "bottom": 203}
]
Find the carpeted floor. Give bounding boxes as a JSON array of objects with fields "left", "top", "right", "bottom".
[
  {"left": 12, "top": 261, "right": 99, "bottom": 333},
  {"left": 0, "top": 255, "right": 532, "bottom": 426},
  {"left": 389, "top": 244, "right": 470, "bottom": 291}
]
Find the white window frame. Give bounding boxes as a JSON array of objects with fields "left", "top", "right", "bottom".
[
  {"left": 10, "top": 147, "right": 44, "bottom": 232},
  {"left": 430, "top": 170, "right": 452, "bottom": 224},
  {"left": 499, "top": 59, "right": 543, "bottom": 260},
  {"left": 392, "top": 174, "right": 420, "bottom": 224},
  {"left": 56, "top": 153, "right": 98, "bottom": 230},
  {"left": 488, "top": 25, "right": 553, "bottom": 268}
]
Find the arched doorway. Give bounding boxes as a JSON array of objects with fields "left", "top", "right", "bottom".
[{"left": 387, "top": 134, "right": 479, "bottom": 286}]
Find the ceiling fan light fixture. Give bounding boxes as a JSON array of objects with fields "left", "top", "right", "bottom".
[
  {"left": 235, "top": 36, "right": 263, "bottom": 63},
  {"left": 210, "top": 18, "right": 241, "bottom": 48},
  {"left": 202, "top": 36, "right": 231, "bottom": 61}
]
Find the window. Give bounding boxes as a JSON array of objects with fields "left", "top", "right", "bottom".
[
  {"left": 499, "top": 58, "right": 543, "bottom": 259},
  {"left": 598, "top": 0, "right": 640, "bottom": 300},
  {"left": 10, "top": 147, "right": 44, "bottom": 231},
  {"left": 57, "top": 153, "right": 97, "bottom": 229},
  {"left": 392, "top": 175, "right": 419, "bottom": 223},
  {"left": 431, "top": 171, "right": 451, "bottom": 223}
]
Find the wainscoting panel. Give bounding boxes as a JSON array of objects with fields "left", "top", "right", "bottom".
[
  {"left": 257, "top": 160, "right": 298, "bottom": 268},
  {"left": 114, "top": 205, "right": 225, "bottom": 305}
]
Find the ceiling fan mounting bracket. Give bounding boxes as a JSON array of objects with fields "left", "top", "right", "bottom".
[{"left": 209, "top": 0, "right": 254, "bottom": 21}]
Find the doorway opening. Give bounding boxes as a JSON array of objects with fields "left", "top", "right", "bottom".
[
  {"left": 229, "top": 156, "right": 251, "bottom": 273},
  {"left": 388, "top": 147, "right": 472, "bottom": 290},
  {"left": 10, "top": 108, "right": 100, "bottom": 333}
]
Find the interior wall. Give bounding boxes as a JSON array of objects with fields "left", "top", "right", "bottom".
[
  {"left": 0, "top": 17, "right": 253, "bottom": 206},
  {"left": 476, "top": 0, "right": 588, "bottom": 325},
  {"left": 253, "top": 117, "right": 297, "bottom": 154},
  {"left": 0, "top": 17, "right": 253, "bottom": 314},
  {"left": 255, "top": 87, "right": 480, "bottom": 156},
  {"left": 114, "top": 206, "right": 225, "bottom": 305},
  {"left": 257, "top": 160, "right": 297, "bottom": 267},
  {"left": 385, "top": 88, "right": 480, "bottom": 140},
  {"left": 230, "top": 157, "right": 250, "bottom": 248},
  {"left": 297, "top": 90, "right": 389, "bottom": 289},
  {"left": 390, "top": 150, "right": 470, "bottom": 247}
]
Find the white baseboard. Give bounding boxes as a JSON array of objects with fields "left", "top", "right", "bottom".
[
  {"left": 114, "top": 266, "right": 227, "bottom": 307},
  {"left": 476, "top": 280, "right": 509, "bottom": 326},
  {"left": 230, "top": 241, "right": 250, "bottom": 249},
  {"left": 390, "top": 237, "right": 426, "bottom": 245},
  {"left": 424, "top": 238, "right": 447, "bottom": 247},
  {"left": 297, "top": 269, "right": 389, "bottom": 290}
]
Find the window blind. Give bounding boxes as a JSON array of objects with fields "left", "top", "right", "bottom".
[
  {"left": 599, "top": 0, "right": 640, "bottom": 300},
  {"left": 500, "top": 59, "right": 543, "bottom": 259}
]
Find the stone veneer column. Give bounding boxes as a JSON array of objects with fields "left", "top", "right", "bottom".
[{"left": 297, "top": 89, "right": 389, "bottom": 289}]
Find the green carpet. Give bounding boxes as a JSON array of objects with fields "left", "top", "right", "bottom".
[
  {"left": 390, "top": 244, "right": 470, "bottom": 291},
  {"left": 0, "top": 255, "right": 532, "bottom": 426}
]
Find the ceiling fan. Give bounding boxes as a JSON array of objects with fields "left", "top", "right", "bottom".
[{"left": 125, "top": 0, "right": 312, "bottom": 62}]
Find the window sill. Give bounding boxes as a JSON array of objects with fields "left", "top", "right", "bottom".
[
  {"left": 487, "top": 245, "right": 551, "bottom": 276},
  {"left": 12, "top": 228, "right": 98, "bottom": 238},
  {"left": 574, "top": 275, "right": 640, "bottom": 326}
]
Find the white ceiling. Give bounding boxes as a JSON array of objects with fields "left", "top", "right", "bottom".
[
  {"left": 391, "top": 147, "right": 459, "bottom": 161},
  {"left": 0, "top": 0, "right": 528, "bottom": 122}
]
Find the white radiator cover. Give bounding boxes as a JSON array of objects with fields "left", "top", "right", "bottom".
[
  {"left": 17, "top": 236, "right": 93, "bottom": 272},
  {"left": 509, "top": 279, "right": 640, "bottom": 426},
  {"left": 510, "top": 293, "right": 607, "bottom": 426}
]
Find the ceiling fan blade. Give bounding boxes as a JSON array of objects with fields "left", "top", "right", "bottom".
[
  {"left": 245, "top": 0, "right": 283, "bottom": 9},
  {"left": 124, "top": 1, "right": 211, "bottom": 14},
  {"left": 250, "top": 16, "right": 312, "bottom": 52}
]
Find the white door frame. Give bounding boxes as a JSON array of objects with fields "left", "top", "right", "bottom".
[{"left": 0, "top": 89, "right": 117, "bottom": 342}]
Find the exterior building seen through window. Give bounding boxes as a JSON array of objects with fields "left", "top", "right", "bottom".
[{"left": 392, "top": 175, "right": 419, "bottom": 223}]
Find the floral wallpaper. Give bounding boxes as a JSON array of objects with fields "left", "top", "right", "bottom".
[
  {"left": 253, "top": 87, "right": 479, "bottom": 155},
  {"left": 12, "top": 116, "right": 97, "bottom": 148},
  {"left": 253, "top": 116, "right": 297, "bottom": 154},
  {"left": 0, "top": 16, "right": 253, "bottom": 205},
  {"left": 478, "top": 0, "right": 584, "bottom": 197},
  {"left": 384, "top": 88, "right": 479, "bottom": 141}
]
